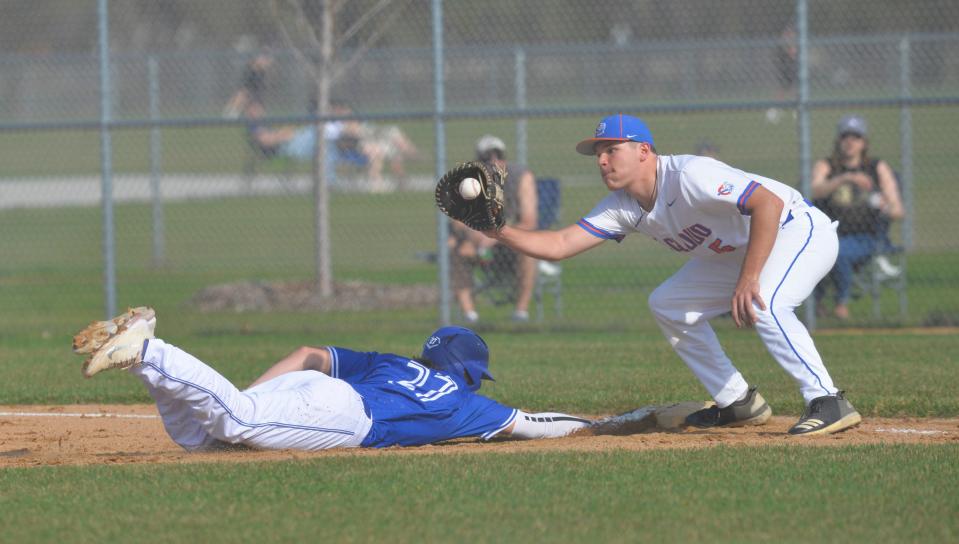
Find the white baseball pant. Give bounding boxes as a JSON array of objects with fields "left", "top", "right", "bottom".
[{"left": 648, "top": 207, "right": 840, "bottom": 407}]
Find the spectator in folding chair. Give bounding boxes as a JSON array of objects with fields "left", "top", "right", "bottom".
[
  {"left": 449, "top": 135, "right": 538, "bottom": 323},
  {"left": 811, "top": 115, "right": 905, "bottom": 319},
  {"left": 222, "top": 51, "right": 417, "bottom": 190},
  {"left": 242, "top": 100, "right": 416, "bottom": 192},
  {"left": 239, "top": 100, "right": 366, "bottom": 177},
  {"left": 355, "top": 123, "right": 421, "bottom": 192}
]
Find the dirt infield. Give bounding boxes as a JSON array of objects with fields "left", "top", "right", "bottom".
[{"left": 1, "top": 404, "right": 956, "bottom": 468}]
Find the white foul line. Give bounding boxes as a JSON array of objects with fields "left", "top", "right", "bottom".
[
  {"left": 874, "top": 427, "right": 948, "bottom": 435},
  {"left": 0, "top": 411, "right": 159, "bottom": 420}
]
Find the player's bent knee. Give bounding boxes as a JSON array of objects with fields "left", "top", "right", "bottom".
[
  {"left": 647, "top": 288, "right": 691, "bottom": 324},
  {"left": 647, "top": 287, "right": 670, "bottom": 315}
]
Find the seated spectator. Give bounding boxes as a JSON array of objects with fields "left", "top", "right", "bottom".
[
  {"left": 241, "top": 98, "right": 357, "bottom": 159},
  {"left": 243, "top": 100, "right": 417, "bottom": 192},
  {"left": 450, "top": 135, "right": 538, "bottom": 323},
  {"left": 354, "top": 123, "right": 420, "bottom": 191},
  {"left": 811, "top": 115, "right": 904, "bottom": 319}
]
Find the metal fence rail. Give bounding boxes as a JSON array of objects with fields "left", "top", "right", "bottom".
[{"left": 2, "top": 0, "right": 958, "bottom": 330}]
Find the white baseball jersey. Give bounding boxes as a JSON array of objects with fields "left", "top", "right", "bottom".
[
  {"left": 576, "top": 154, "right": 842, "bottom": 408},
  {"left": 579, "top": 155, "right": 809, "bottom": 258}
]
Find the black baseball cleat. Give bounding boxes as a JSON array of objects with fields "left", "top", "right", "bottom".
[
  {"left": 788, "top": 391, "right": 862, "bottom": 436},
  {"left": 684, "top": 386, "right": 772, "bottom": 428}
]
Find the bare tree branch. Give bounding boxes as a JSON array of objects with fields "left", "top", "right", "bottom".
[
  {"left": 332, "top": 0, "right": 412, "bottom": 82},
  {"left": 273, "top": 0, "right": 411, "bottom": 88},
  {"left": 292, "top": 1, "right": 322, "bottom": 49},
  {"left": 271, "top": 0, "right": 318, "bottom": 80},
  {"left": 335, "top": 0, "right": 392, "bottom": 48}
]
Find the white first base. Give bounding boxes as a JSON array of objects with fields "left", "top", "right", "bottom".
[{"left": 654, "top": 401, "right": 714, "bottom": 429}]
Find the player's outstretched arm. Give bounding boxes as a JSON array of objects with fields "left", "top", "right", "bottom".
[
  {"left": 247, "top": 346, "right": 332, "bottom": 388},
  {"left": 501, "top": 410, "right": 593, "bottom": 439},
  {"left": 488, "top": 223, "right": 604, "bottom": 261}
]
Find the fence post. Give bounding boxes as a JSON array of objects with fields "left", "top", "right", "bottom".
[
  {"left": 796, "top": 0, "right": 817, "bottom": 329},
  {"left": 148, "top": 55, "right": 165, "bottom": 268},
  {"left": 898, "top": 34, "right": 913, "bottom": 321},
  {"left": 515, "top": 46, "right": 528, "bottom": 167},
  {"left": 899, "top": 35, "right": 914, "bottom": 252},
  {"left": 433, "top": 0, "right": 451, "bottom": 326},
  {"left": 97, "top": 0, "right": 116, "bottom": 319}
]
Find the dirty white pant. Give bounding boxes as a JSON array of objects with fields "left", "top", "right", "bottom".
[
  {"left": 131, "top": 339, "right": 372, "bottom": 451},
  {"left": 648, "top": 208, "right": 840, "bottom": 407}
]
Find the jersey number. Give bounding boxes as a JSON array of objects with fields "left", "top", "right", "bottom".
[
  {"left": 708, "top": 238, "right": 736, "bottom": 254},
  {"left": 394, "top": 361, "right": 459, "bottom": 402}
]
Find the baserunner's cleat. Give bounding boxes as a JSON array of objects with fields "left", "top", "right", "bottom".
[
  {"left": 73, "top": 307, "right": 156, "bottom": 378},
  {"left": 73, "top": 306, "right": 155, "bottom": 355}
]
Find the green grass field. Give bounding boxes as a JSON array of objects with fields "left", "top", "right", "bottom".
[
  {"left": 2, "top": 108, "right": 958, "bottom": 542},
  {"left": 2, "top": 446, "right": 956, "bottom": 543}
]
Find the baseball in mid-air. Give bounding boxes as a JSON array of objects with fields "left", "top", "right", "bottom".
[{"left": 459, "top": 177, "right": 482, "bottom": 200}]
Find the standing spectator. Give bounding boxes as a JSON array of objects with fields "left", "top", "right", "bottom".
[
  {"left": 223, "top": 50, "right": 309, "bottom": 162},
  {"left": 223, "top": 50, "right": 274, "bottom": 119},
  {"left": 450, "top": 135, "right": 538, "bottom": 323},
  {"left": 766, "top": 24, "right": 798, "bottom": 124},
  {"left": 694, "top": 140, "right": 720, "bottom": 159},
  {"left": 811, "top": 115, "right": 905, "bottom": 319}
]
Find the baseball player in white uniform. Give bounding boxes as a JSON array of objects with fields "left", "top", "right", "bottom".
[
  {"left": 71, "top": 307, "right": 593, "bottom": 451},
  {"left": 486, "top": 114, "right": 861, "bottom": 436}
]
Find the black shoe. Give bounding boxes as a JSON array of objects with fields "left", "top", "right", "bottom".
[
  {"left": 788, "top": 391, "right": 862, "bottom": 436},
  {"left": 684, "top": 386, "right": 772, "bottom": 428}
]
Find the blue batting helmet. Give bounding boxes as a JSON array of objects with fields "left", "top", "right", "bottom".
[{"left": 421, "top": 326, "right": 494, "bottom": 392}]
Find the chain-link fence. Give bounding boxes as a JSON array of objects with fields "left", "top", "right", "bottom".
[{"left": 2, "top": 0, "right": 958, "bottom": 334}]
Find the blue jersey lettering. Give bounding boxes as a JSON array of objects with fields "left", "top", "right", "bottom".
[{"left": 663, "top": 224, "right": 712, "bottom": 252}]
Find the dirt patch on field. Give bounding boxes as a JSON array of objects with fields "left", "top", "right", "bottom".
[
  {"left": 189, "top": 280, "right": 438, "bottom": 313},
  {"left": 1, "top": 405, "right": 956, "bottom": 468}
]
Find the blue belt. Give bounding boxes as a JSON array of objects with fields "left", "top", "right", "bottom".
[{"left": 782, "top": 200, "right": 815, "bottom": 227}]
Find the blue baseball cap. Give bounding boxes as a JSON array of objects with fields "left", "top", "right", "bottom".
[{"left": 576, "top": 114, "right": 655, "bottom": 155}]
